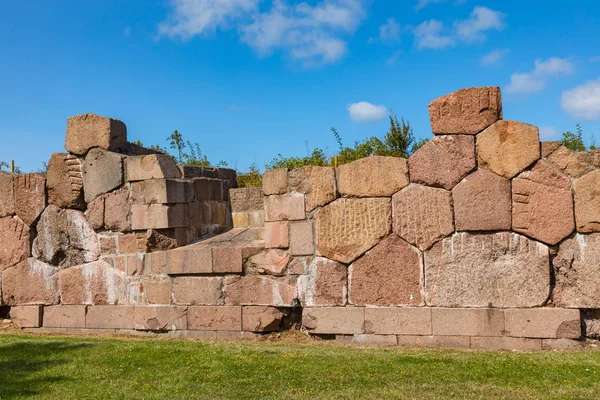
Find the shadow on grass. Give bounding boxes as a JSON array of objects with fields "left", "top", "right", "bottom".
[{"left": 0, "top": 340, "right": 93, "bottom": 399}]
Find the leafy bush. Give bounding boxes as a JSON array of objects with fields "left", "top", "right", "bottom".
[{"left": 562, "top": 123, "right": 597, "bottom": 152}]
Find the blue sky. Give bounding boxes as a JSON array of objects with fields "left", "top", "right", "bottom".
[{"left": 1, "top": 0, "right": 599, "bottom": 173}]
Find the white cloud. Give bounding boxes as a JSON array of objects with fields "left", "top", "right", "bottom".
[
  {"left": 415, "top": 0, "right": 446, "bottom": 11},
  {"left": 561, "top": 79, "right": 600, "bottom": 121},
  {"left": 454, "top": 6, "right": 505, "bottom": 42},
  {"left": 505, "top": 57, "right": 574, "bottom": 94},
  {"left": 347, "top": 102, "right": 388, "bottom": 122},
  {"left": 539, "top": 126, "right": 560, "bottom": 139},
  {"left": 413, "top": 20, "right": 454, "bottom": 49},
  {"left": 481, "top": 48, "right": 509, "bottom": 66},
  {"left": 378, "top": 18, "right": 400, "bottom": 43}
]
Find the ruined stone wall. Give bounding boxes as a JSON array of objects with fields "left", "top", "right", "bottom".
[{"left": 4, "top": 86, "right": 600, "bottom": 350}]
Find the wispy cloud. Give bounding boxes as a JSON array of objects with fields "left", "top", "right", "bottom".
[
  {"left": 481, "top": 49, "right": 509, "bottom": 66},
  {"left": 562, "top": 78, "right": 600, "bottom": 120},
  {"left": 415, "top": 0, "right": 446, "bottom": 11},
  {"left": 377, "top": 18, "right": 400, "bottom": 43},
  {"left": 347, "top": 101, "right": 388, "bottom": 122},
  {"left": 413, "top": 20, "right": 454, "bottom": 49},
  {"left": 454, "top": 6, "right": 505, "bottom": 42},
  {"left": 505, "top": 57, "right": 574, "bottom": 94}
]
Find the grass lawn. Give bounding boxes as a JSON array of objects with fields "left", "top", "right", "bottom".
[{"left": 1, "top": 333, "right": 600, "bottom": 399}]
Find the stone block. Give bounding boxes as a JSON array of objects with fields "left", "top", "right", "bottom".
[
  {"left": 504, "top": 308, "right": 581, "bottom": 339},
  {"left": 229, "top": 188, "right": 264, "bottom": 213},
  {"left": 13, "top": 173, "right": 46, "bottom": 226},
  {"left": 43, "top": 305, "right": 86, "bottom": 329},
  {"left": 512, "top": 160, "right": 574, "bottom": 245},
  {"left": 263, "top": 168, "right": 288, "bottom": 195},
  {"left": 2, "top": 259, "right": 59, "bottom": 305},
  {"left": 126, "top": 253, "right": 146, "bottom": 276},
  {"left": 477, "top": 120, "right": 541, "bottom": 179},
  {"left": 242, "top": 306, "right": 285, "bottom": 332},
  {"left": 86, "top": 196, "right": 104, "bottom": 230},
  {"left": 225, "top": 276, "right": 296, "bottom": 306},
  {"left": 302, "top": 307, "right": 364, "bottom": 334},
  {"left": 289, "top": 220, "right": 314, "bottom": 256},
  {"left": 392, "top": 184, "right": 453, "bottom": 251},
  {"left": 212, "top": 246, "right": 243, "bottom": 273},
  {"left": 188, "top": 306, "right": 242, "bottom": 331},
  {"left": 130, "top": 179, "right": 193, "bottom": 205},
  {"left": 396, "top": 335, "right": 470, "bottom": 349},
  {"left": 125, "top": 154, "right": 181, "bottom": 181},
  {"left": 365, "top": 308, "right": 431, "bottom": 335},
  {"left": 431, "top": 308, "right": 504, "bottom": 336},
  {"left": 0, "top": 173, "right": 15, "bottom": 218},
  {"left": 140, "top": 276, "right": 171, "bottom": 304},
  {"left": 247, "top": 211, "right": 264, "bottom": 228},
  {"left": 287, "top": 256, "right": 310, "bottom": 275},
  {"left": 246, "top": 249, "right": 290, "bottom": 276},
  {"left": 265, "top": 221, "right": 289, "bottom": 249},
  {"left": 231, "top": 212, "right": 249, "bottom": 228},
  {"left": 32, "top": 205, "right": 99, "bottom": 268},
  {"left": 452, "top": 169, "right": 511, "bottom": 231},
  {"left": 297, "top": 257, "right": 346, "bottom": 307},
  {"left": 104, "top": 188, "right": 131, "bottom": 232},
  {"left": 337, "top": 156, "right": 409, "bottom": 197},
  {"left": 194, "top": 178, "right": 225, "bottom": 201},
  {"left": 117, "top": 234, "right": 137, "bottom": 254},
  {"left": 65, "top": 113, "right": 127, "bottom": 155},
  {"left": 409, "top": 135, "right": 475, "bottom": 190},
  {"left": 47, "top": 153, "right": 85, "bottom": 210},
  {"left": 58, "top": 260, "right": 127, "bottom": 305},
  {"left": 288, "top": 166, "right": 337, "bottom": 211},
  {"left": 83, "top": 148, "right": 125, "bottom": 203},
  {"left": 145, "top": 251, "right": 167, "bottom": 274},
  {"left": 336, "top": 334, "right": 398, "bottom": 346},
  {"left": 541, "top": 141, "right": 563, "bottom": 158},
  {"left": 172, "top": 277, "right": 223, "bottom": 305},
  {"left": 425, "top": 232, "right": 550, "bottom": 308},
  {"left": 349, "top": 235, "right": 422, "bottom": 307},
  {"left": 0, "top": 216, "right": 30, "bottom": 271},
  {"left": 316, "top": 198, "right": 391, "bottom": 264},
  {"left": 131, "top": 204, "right": 188, "bottom": 230},
  {"left": 470, "top": 337, "right": 542, "bottom": 351},
  {"left": 98, "top": 234, "right": 117, "bottom": 255},
  {"left": 428, "top": 86, "right": 502, "bottom": 135},
  {"left": 264, "top": 193, "right": 306, "bottom": 222},
  {"left": 574, "top": 171, "right": 600, "bottom": 233},
  {"left": 145, "top": 228, "right": 191, "bottom": 252},
  {"left": 134, "top": 306, "right": 188, "bottom": 331},
  {"left": 166, "top": 246, "right": 212, "bottom": 275},
  {"left": 9, "top": 305, "right": 42, "bottom": 328},
  {"left": 86, "top": 306, "right": 134, "bottom": 329},
  {"left": 541, "top": 339, "right": 582, "bottom": 350},
  {"left": 547, "top": 146, "right": 593, "bottom": 178}
]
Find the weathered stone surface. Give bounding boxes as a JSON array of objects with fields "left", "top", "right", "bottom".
[
  {"left": 242, "top": 306, "right": 285, "bottom": 332},
  {"left": 166, "top": 245, "right": 212, "bottom": 275},
  {"left": 425, "top": 232, "right": 550, "bottom": 308},
  {"left": 574, "top": 171, "right": 600, "bottom": 233},
  {"left": 83, "top": 148, "right": 125, "bottom": 203},
  {"left": 144, "top": 229, "right": 186, "bottom": 251},
  {"left": 86, "top": 306, "right": 134, "bottom": 329},
  {"left": 0, "top": 173, "right": 14, "bottom": 218},
  {"left": 194, "top": 178, "right": 225, "bottom": 201},
  {"left": 287, "top": 256, "right": 310, "bottom": 275},
  {"left": 134, "top": 306, "right": 187, "bottom": 331},
  {"left": 0, "top": 217, "right": 30, "bottom": 271},
  {"left": 86, "top": 196, "right": 104, "bottom": 230},
  {"left": 288, "top": 166, "right": 337, "bottom": 211},
  {"left": 9, "top": 306, "right": 42, "bottom": 328},
  {"left": 131, "top": 204, "right": 188, "bottom": 230},
  {"left": 58, "top": 260, "right": 127, "bottom": 305},
  {"left": 337, "top": 156, "right": 409, "bottom": 198},
  {"left": 212, "top": 246, "right": 243, "bottom": 273},
  {"left": 139, "top": 276, "right": 171, "bottom": 304},
  {"left": 337, "top": 334, "right": 398, "bottom": 346},
  {"left": 365, "top": 308, "right": 431, "bottom": 335},
  {"left": 452, "top": 169, "right": 511, "bottom": 231},
  {"left": 392, "top": 184, "right": 453, "bottom": 251},
  {"left": 302, "top": 307, "right": 364, "bottom": 334},
  {"left": 512, "top": 160, "right": 574, "bottom": 245},
  {"left": 428, "top": 86, "right": 502, "bottom": 135},
  {"left": 117, "top": 234, "right": 136, "bottom": 254},
  {"left": 431, "top": 308, "right": 504, "bottom": 336},
  {"left": 477, "top": 120, "right": 540, "bottom": 179},
  {"left": 264, "top": 193, "right": 305, "bottom": 222},
  {"left": 541, "top": 141, "right": 563, "bottom": 158},
  {"left": 504, "top": 308, "right": 581, "bottom": 339},
  {"left": 470, "top": 337, "right": 541, "bottom": 351},
  {"left": 541, "top": 339, "right": 582, "bottom": 350},
  {"left": 246, "top": 249, "right": 289, "bottom": 276},
  {"left": 263, "top": 168, "right": 288, "bottom": 195},
  {"left": 172, "top": 277, "right": 223, "bottom": 305},
  {"left": 13, "top": 173, "right": 46, "bottom": 226},
  {"left": 547, "top": 145, "right": 592, "bottom": 178},
  {"left": 32, "top": 205, "right": 99, "bottom": 268},
  {"left": 225, "top": 276, "right": 296, "bottom": 306},
  {"left": 297, "top": 257, "right": 347, "bottom": 306},
  {"left": 130, "top": 179, "right": 193, "bottom": 205},
  {"left": 289, "top": 220, "right": 314, "bottom": 256},
  {"left": 125, "top": 154, "right": 181, "bottom": 182},
  {"left": 188, "top": 306, "right": 241, "bottom": 331},
  {"left": 409, "top": 135, "right": 475, "bottom": 190},
  {"left": 2, "top": 259, "right": 59, "bottom": 305},
  {"left": 104, "top": 188, "right": 130, "bottom": 232},
  {"left": 66, "top": 113, "right": 127, "bottom": 155},
  {"left": 553, "top": 234, "right": 600, "bottom": 308},
  {"left": 43, "top": 305, "right": 86, "bottom": 328},
  {"left": 264, "top": 221, "right": 289, "bottom": 249},
  {"left": 349, "top": 235, "right": 422, "bottom": 306},
  {"left": 583, "top": 310, "right": 600, "bottom": 340},
  {"left": 396, "top": 335, "right": 470, "bottom": 349},
  {"left": 47, "top": 153, "right": 85, "bottom": 210},
  {"left": 229, "top": 188, "right": 263, "bottom": 213},
  {"left": 315, "top": 198, "right": 391, "bottom": 264}
]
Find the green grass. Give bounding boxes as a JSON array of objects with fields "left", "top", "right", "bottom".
[{"left": 1, "top": 334, "right": 600, "bottom": 399}]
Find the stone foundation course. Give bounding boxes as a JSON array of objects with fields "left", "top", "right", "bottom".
[{"left": 3, "top": 85, "right": 600, "bottom": 351}]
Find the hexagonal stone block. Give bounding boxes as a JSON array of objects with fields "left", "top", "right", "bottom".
[
  {"left": 547, "top": 145, "right": 593, "bottom": 178},
  {"left": 349, "top": 234, "right": 422, "bottom": 306},
  {"left": 408, "top": 135, "right": 475, "bottom": 190},
  {"left": 452, "top": 169, "right": 511, "bottom": 231},
  {"left": 512, "top": 160, "right": 574, "bottom": 245},
  {"left": 337, "top": 156, "right": 409, "bottom": 197},
  {"left": 574, "top": 170, "right": 600, "bottom": 233},
  {"left": 425, "top": 232, "right": 550, "bottom": 308},
  {"left": 428, "top": 86, "right": 502, "bottom": 135},
  {"left": 288, "top": 166, "right": 337, "bottom": 211},
  {"left": 392, "top": 184, "right": 454, "bottom": 251},
  {"left": 477, "top": 120, "right": 540, "bottom": 178},
  {"left": 13, "top": 173, "right": 46, "bottom": 226},
  {"left": 315, "top": 198, "right": 391, "bottom": 264}
]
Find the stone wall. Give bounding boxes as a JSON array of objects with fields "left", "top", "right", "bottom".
[{"left": 4, "top": 86, "right": 600, "bottom": 350}]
